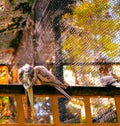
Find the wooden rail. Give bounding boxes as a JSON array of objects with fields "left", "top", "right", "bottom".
[
  {"left": 0, "top": 85, "right": 120, "bottom": 126},
  {"left": 0, "top": 85, "right": 120, "bottom": 95}
]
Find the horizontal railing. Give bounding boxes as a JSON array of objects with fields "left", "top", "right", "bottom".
[
  {"left": 0, "top": 85, "right": 120, "bottom": 95},
  {"left": 0, "top": 85, "right": 120, "bottom": 126}
]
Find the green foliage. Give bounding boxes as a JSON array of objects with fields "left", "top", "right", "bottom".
[
  {"left": 9, "top": 30, "right": 23, "bottom": 53},
  {"left": 62, "top": 0, "right": 120, "bottom": 63},
  {"left": 0, "top": 0, "right": 29, "bottom": 50},
  {"left": 14, "top": 2, "right": 32, "bottom": 14},
  {"left": 2, "top": 97, "right": 9, "bottom": 104},
  {"left": 11, "top": 16, "right": 24, "bottom": 22}
]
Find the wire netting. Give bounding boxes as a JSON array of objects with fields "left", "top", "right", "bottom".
[
  {"left": 52, "top": 1, "right": 119, "bottom": 123},
  {"left": 0, "top": 0, "right": 120, "bottom": 124},
  {"left": 53, "top": 0, "right": 120, "bottom": 87}
]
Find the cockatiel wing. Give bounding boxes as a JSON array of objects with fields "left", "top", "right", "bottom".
[
  {"left": 34, "top": 66, "right": 67, "bottom": 88},
  {"left": 34, "top": 66, "right": 71, "bottom": 100}
]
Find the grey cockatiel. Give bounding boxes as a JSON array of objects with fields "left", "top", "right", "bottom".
[
  {"left": 18, "top": 64, "right": 71, "bottom": 108},
  {"left": 18, "top": 64, "right": 35, "bottom": 109},
  {"left": 101, "top": 75, "right": 120, "bottom": 87},
  {"left": 34, "top": 65, "right": 71, "bottom": 100}
]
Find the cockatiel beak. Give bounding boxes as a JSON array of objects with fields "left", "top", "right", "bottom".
[
  {"left": 23, "top": 71, "right": 34, "bottom": 113},
  {"left": 23, "top": 72, "right": 31, "bottom": 90}
]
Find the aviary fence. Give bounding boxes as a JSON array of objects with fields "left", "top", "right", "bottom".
[
  {"left": 0, "top": 85, "right": 120, "bottom": 126},
  {"left": 0, "top": 0, "right": 120, "bottom": 125}
]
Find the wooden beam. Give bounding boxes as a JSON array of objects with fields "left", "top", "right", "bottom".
[
  {"left": 0, "top": 85, "right": 119, "bottom": 96},
  {"left": 62, "top": 62, "right": 120, "bottom": 66}
]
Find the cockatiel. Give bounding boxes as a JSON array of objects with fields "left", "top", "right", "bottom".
[
  {"left": 34, "top": 65, "right": 71, "bottom": 100},
  {"left": 101, "top": 75, "right": 120, "bottom": 87},
  {"left": 18, "top": 64, "right": 71, "bottom": 108},
  {"left": 18, "top": 64, "right": 35, "bottom": 110}
]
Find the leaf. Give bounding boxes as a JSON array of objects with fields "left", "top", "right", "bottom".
[{"left": 2, "top": 96, "right": 9, "bottom": 104}]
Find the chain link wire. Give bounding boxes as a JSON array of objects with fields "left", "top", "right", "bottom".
[{"left": 55, "top": 0, "right": 120, "bottom": 87}]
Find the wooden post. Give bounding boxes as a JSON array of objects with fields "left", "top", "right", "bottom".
[
  {"left": 15, "top": 94, "right": 24, "bottom": 124},
  {"left": 115, "top": 96, "right": 120, "bottom": 123}
]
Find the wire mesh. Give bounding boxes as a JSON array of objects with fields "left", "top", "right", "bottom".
[
  {"left": 58, "top": 97, "right": 86, "bottom": 123},
  {"left": 0, "top": 96, "right": 17, "bottom": 124},
  {"left": 0, "top": 0, "right": 120, "bottom": 125},
  {"left": 22, "top": 96, "right": 53, "bottom": 124},
  {"left": 53, "top": 1, "right": 120, "bottom": 123},
  {"left": 55, "top": 0, "right": 120, "bottom": 87},
  {"left": 90, "top": 97, "right": 117, "bottom": 123}
]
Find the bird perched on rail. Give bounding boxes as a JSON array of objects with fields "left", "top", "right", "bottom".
[
  {"left": 18, "top": 64, "right": 35, "bottom": 110},
  {"left": 100, "top": 75, "right": 120, "bottom": 87},
  {"left": 18, "top": 64, "right": 71, "bottom": 108}
]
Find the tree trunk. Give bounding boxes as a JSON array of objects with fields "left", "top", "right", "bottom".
[
  {"left": 12, "top": 0, "right": 73, "bottom": 71},
  {"left": 12, "top": 0, "right": 55, "bottom": 68}
]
